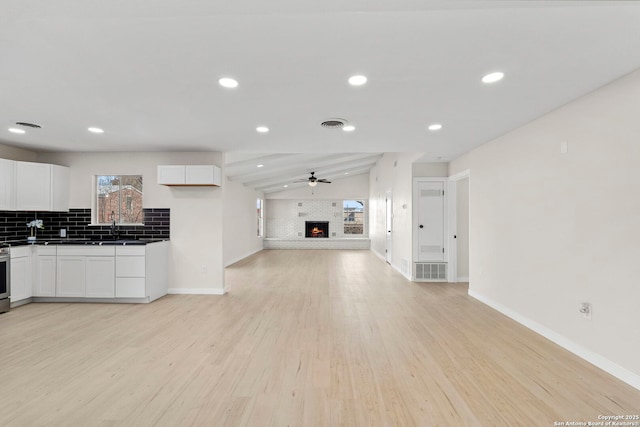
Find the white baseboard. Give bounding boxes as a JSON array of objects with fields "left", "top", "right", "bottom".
[
  {"left": 370, "top": 249, "right": 412, "bottom": 281},
  {"left": 168, "top": 288, "right": 227, "bottom": 295},
  {"left": 224, "top": 248, "right": 263, "bottom": 267},
  {"left": 468, "top": 289, "right": 640, "bottom": 391}
]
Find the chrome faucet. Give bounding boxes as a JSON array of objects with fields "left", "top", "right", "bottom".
[{"left": 110, "top": 217, "right": 120, "bottom": 239}]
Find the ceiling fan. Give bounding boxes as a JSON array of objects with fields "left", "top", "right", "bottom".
[{"left": 295, "top": 172, "right": 332, "bottom": 187}]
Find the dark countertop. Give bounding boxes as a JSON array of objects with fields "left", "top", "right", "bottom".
[{"left": 4, "top": 238, "right": 168, "bottom": 247}]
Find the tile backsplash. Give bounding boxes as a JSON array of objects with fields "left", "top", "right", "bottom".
[{"left": 0, "top": 208, "right": 170, "bottom": 242}]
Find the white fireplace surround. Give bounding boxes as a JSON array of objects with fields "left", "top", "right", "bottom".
[{"left": 264, "top": 199, "right": 370, "bottom": 250}]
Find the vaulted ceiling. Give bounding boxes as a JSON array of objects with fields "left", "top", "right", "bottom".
[{"left": 2, "top": 1, "right": 640, "bottom": 192}]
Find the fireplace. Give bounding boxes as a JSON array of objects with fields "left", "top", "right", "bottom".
[{"left": 305, "top": 221, "right": 329, "bottom": 238}]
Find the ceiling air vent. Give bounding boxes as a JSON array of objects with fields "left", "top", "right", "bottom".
[
  {"left": 321, "top": 118, "right": 347, "bottom": 129},
  {"left": 16, "top": 122, "right": 42, "bottom": 129}
]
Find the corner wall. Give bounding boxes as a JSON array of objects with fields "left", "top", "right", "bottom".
[
  {"left": 223, "top": 177, "right": 264, "bottom": 266},
  {"left": 449, "top": 69, "right": 640, "bottom": 388},
  {"left": 369, "top": 153, "right": 423, "bottom": 278}
]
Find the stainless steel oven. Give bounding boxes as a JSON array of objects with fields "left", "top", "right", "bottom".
[{"left": 0, "top": 246, "right": 10, "bottom": 314}]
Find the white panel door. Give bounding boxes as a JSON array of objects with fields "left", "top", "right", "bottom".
[
  {"left": 51, "top": 164, "right": 70, "bottom": 212},
  {"left": 10, "top": 256, "right": 31, "bottom": 302},
  {"left": 16, "top": 161, "right": 52, "bottom": 211},
  {"left": 35, "top": 256, "right": 57, "bottom": 297},
  {"left": 56, "top": 256, "right": 85, "bottom": 297},
  {"left": 85, "top": 257, "right": 115, "bottom": 298},
  {"left": 0, "top": 158, "right": 16, "bottom": 210},
  {"left": 157, "top": 165, "right": 185, "bottom": 185},
  {"left": 416, "top": 181, "right": 445, "bottom": 262}
]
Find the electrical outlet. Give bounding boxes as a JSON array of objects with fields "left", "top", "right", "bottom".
[{"left": 579, "top": 302, "right": 592, "bottom": 320}]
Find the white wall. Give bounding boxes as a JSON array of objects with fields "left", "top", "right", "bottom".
[
  {"left": 266, "top": 173, "right": 369, "bottom": 200},
  {"left": 456, "top": 177, "right": 469, "bottom": 281},
  {"left": 413, "top": 162, "right": 448, "bottom": 177},
  {"left": 37, "top": 151, "right": 226, "bottom": 294},
  {"left": 449, "top": 69, "right": 640, "bottom": 388},
  {"left": 369, "top": 153, "right": 423, "bottom": 278},
  {"left": 223, "top": 177, "right": 264, "bottom": 266}
]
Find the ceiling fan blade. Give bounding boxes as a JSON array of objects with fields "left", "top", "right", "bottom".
[{"left": 317, "top": 179, "right": 331, "bottom": 183}]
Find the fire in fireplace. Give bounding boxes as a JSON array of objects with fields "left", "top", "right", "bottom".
[{"left": 305, "top": 221, "right": 329, "bottom": 238}]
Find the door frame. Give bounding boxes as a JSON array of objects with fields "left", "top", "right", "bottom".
[
  {"left": 385, "top": 191, "right": 392, "bottom": 264},
  {"left": 448, "top": 169, "right": 470, "bottom": 284}
]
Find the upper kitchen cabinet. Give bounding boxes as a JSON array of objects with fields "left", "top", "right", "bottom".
[
  {"left": 15, "top": 161, "right": 70, "bottom": 211},
  {"left": 0, "top": 158, "right": 16, "bottom": 210},
  {"left": 157, "top": 165, "right": 221, "bottom": 186}
]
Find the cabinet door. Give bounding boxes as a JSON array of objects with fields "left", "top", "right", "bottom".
[
  {"left": 56, "top": 256, "right": 85, "bottom": 297},
  {"left": 16, "top": 161, "right": 52, "bottom": 211},
  {"left": 157, "top": 165, "right": 185, "bottom": 185},
  {"left": 85, "top": 257, "right": 115, "bottom": 298},
  {"left": 0, "top": 158, "right": 16, "bottom": 210},
  {"left": 185, "top": 165, "right": 221, "bottom": 185},
  {"left": 51, "top": 165, "right": 70, "bottom": 212},
  {"left": 35, "top": 256, "right": 57, "bottom": 297},
  {"left": 10, "top": 256, "right": 31, "bottom": 302}
]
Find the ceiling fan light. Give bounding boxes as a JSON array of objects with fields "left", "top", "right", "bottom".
[{"left": 308, "top": 181, "right": 318, "bottom": 187}]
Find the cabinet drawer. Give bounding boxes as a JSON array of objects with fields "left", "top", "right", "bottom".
[
  {"left": 115, "top": 246, "right": 146, "bottom": 256},
  {"left": 57, "top": 246, "right": 115, "bottom": 256},
  {"left": 116, "top": 256, "right": 145, "bottom": 277},
  {"left": 10, "top": 246, "right": 32, "bottom": 258},
  {"left": 37, "top": 246, "right": 57, "bottom": 256},
  {"left": 116, "top": 278, "right": 146, "bottom": 298}
]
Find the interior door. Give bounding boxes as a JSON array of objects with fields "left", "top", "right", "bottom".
[
  {"left": 385, "top": 192, "right": 392, "bottom": 264},
  {"left": 416, "top": 181, "right": 445, "bottom": 262}
]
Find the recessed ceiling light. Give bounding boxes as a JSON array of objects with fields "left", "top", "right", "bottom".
[
  {"left": 343, "top": 125, "right": 355, "bottom": 132},
  {"left": 8, "top": 128, "right": 25, "bottom": 134},
  {"left": 218, "top": 77, "right": 238, "bottom": 88},
  {"left": 348, "top": 75, "right": 367, "bottom": 86},
  {"left": 257, "top": 164, "right": 264, "bottom": 168},
  {"left": 256, "top": 126, "right": 269, "bottom": 133},
  {"left": 345, "top": 172, "right": 349, "bottom": 175},
  {"left": 482, "top": 72, "right": 505, "bottom": 84},
  {"left": 283, "top": 185, "right": 288, "bottom": 188},
  {"left": 88, "top": 127, "right": 104, "bottom": 134},
  {"left": 428, "top": 123, "right": 443, "bottom": 131}
]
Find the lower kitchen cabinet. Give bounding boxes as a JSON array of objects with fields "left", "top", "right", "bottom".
[
  {"left": 13, "top": 241, "right": 168, "bottom": 304},
  {"left": 34, "top": 255, "right": 57, "bottom": 297},
  {"left": 56, "top": 246, "right": 116, "bottom": 298},
  {"left": 10, "top": 246, "right": 33, "bottom": 303},
  {"left": 85, "top": 257, "right": 115, "bottom": 298}
]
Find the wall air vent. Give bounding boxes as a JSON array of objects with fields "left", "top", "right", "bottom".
[{"left": 414, "top": 262, "right": 447, "bottom": 282}]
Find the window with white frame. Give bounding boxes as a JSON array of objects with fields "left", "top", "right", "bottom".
[
  {"left": 343, "top": 200, "right": 364, "bottom": 235},
  {"left": 96, "top": 175, "right": 143, "bottom": 224}
]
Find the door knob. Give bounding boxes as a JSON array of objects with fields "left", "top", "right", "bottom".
[{"left": 419, "top": 225, "right": 424, "bottom": 228}]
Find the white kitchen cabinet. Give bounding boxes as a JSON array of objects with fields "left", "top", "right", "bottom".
[
  {"left": 16, "top": 161, "right": 51, "bottom": 211},
  {"left": 157, "top": 165, "right": 221, "bottom": 186},
  {"left": 14, "top": 161, "right": 70, "bottom": 212},
  {"left": 157, "top": 165, "right": 186, "bottom": 185},
  {"left": 10, "top": 246, "right": 33, "bottom": 303},
  {"left": 85, "top": 257, "right": 115, "bottom": 298},
  {"left": 51, "top": 164, "right": 70, "bottom": 212},
  {"left": 0, "top": 158, "right": 16, "bottom": 210},
  {"left": 56, "top": 256, "right": 86, "bottom": 297},
  {"left": 35, "top": 255, "right": 57, "bottom": 297},
  {"left": 56, "top": 246, "right": 116, "bottom": 298},
  {"left": 115, "top": 243, "right": 168, "bottom": 301}
]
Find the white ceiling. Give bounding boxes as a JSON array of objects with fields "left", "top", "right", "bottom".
[{"left": 2, "top": 1, "right": 640, "bottom": 192}]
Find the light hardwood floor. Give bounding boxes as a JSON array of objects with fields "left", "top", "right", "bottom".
[{"left": 1, "top": 249, "right": 639, "bottom": 426}]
